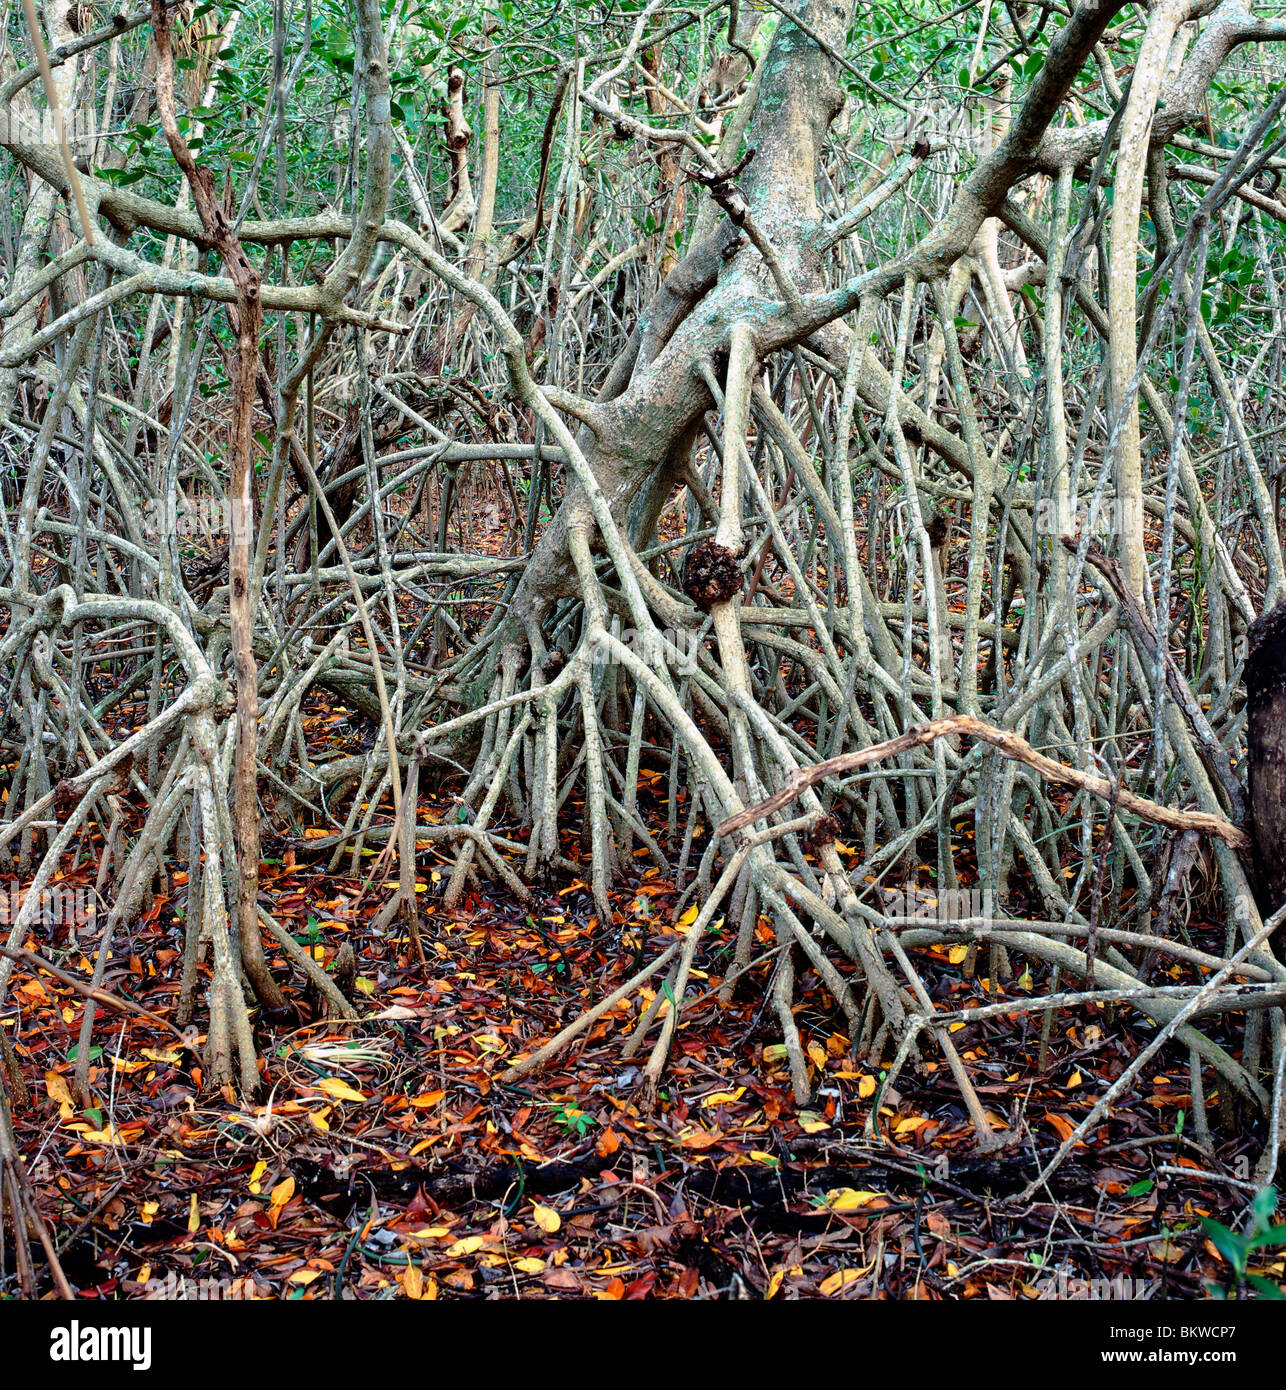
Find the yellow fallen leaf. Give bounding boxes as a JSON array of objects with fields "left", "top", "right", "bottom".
[
  {"left": 142, "top": 1047, "right": 182, "bottom": 1064},
  {"left": 857, "top": 1075, "right": 877, "bottom": 1099},
  {"left": 81, "top": 1125, "right": 124, "bottom": 1146},
  {"left": 766, "top": 1269, "right": 785, "bottom": 1299},
  {"left": 270, "top": 1176, "right": 295, "bottom": 1209},
  {"left": 288, "top": 1268, "right": 322, "bottom": 1285},
  {"left": 139, "top": 1201, "right": 159, "bottom": 1224},
  {"left": 315, "top": 1076, "right": 366, "bottom": 1103},
  {"left": 248, "top": 1159, "right": 268, "bottom": 1195},
  {"left": 676, "top": 905, "right": 699, "bottom": 928},
  {"left": 531, "top": 1201, "right": 562, "bottom": 1234},
  {"left": 820, "top": 1268, "right": 865, "bottom": 1296},
  {"left": 947, "top": 945, "right": 970, "bottom": 965},
  {"left": 822, "top": 1188, "right": 882, "bottom": 1212},
  {"left": 45, "top": 1071, "right": 73, "bottom": 1106},
  {"left": 446, "top": 1235, "right": 486, "bottom": 1257},
  {"left": 188, "top": 1193, "right": 200, "bottom": 1234},
  {"left": 701, "top": 1088, "right": 745, "bottom": 1108},
  {"left": 798, "top": 1111, "right": 830, "bottom": 1134},
  {"left": 514, "top": 1257, "right": 545, "bottom": 1273},
  {"left": 403, "top": 1263, "right": 424, "bottom": 1299}
]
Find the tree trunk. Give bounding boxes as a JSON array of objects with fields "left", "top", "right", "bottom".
[{"left": 1247, "top": 600, "right": 1286, "bottom": 927}]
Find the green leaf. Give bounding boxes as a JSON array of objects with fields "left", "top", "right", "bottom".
[
  {"left": 1250, "top": 1186, "right": 1279, "bottom": 1228},
  {"left": 1246, "top": 1274, "right": 1286, "bottom": 1300},
  {"left": 1247, "top": 1222, "right": 1286, "bottom": 1249},
  {"left": 1126, "top": 1178, "right": 1154, "bottom": 1197}
]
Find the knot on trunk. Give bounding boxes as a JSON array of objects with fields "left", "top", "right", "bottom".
[
  {"left": 683, "top": 541, "right": 742, "bottom": 612},
  {"left": 807, "top": 814, "right": 842, "bottom": 855},
  {"left": 53, "top": 779, "right": 79, "bottom": 818}
]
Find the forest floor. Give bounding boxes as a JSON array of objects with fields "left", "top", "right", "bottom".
[{"left": 2, "top": 755, "right": 1275, "bottom": 1301}]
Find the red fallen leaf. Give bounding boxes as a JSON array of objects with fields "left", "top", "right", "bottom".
[
  {"left": 405, "top": 1187, "right": 439, "bottom": 1221},
  {"left": 624, "top": 1272, "right": 656, "bottom": 1299}
]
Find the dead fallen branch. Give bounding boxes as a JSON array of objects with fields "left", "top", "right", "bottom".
[{"left": 716, "top": 714, "right": 1250, "bottom": 850}]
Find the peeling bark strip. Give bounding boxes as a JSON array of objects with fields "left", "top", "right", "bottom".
[
  {"left": 1246, "top": 600, "right": 1286, "bottom": 915},
  {"left": 717, "top": 714, "right": 1250, "bottom": 849},
  {"left": 151, "top": 0, "right": 284, "bottom": 1015}
]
